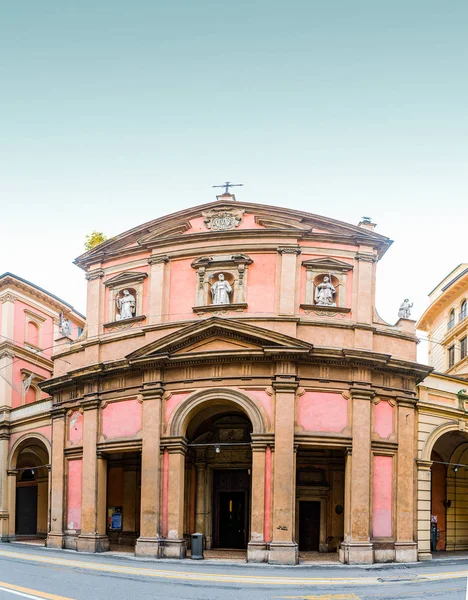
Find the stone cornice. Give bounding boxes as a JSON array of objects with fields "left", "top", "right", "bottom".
[{"left": 103, "top": 271, "right": 148, "bottom": 288}]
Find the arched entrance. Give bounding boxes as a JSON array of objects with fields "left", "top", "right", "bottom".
[
  {"left": 186, "top": 409, "right": 253, "bottom": 551},
  {"left": 9, "top": 436, "right": 50, "bottom": 541},
  {"left": 165, "top": 389, "right": 267, "bottom": 560}
]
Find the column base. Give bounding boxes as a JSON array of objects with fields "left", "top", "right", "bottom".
[
  {"left": 76, "top": 534, "right": 109, "bottom": 553},
  {"left": 268, "top": 542, "right": 298, "bottom": 565},
  {"left": 162, "top": 538, "right": 186, "bottom": 559},
  {"left": 46, "top": 533, "right": 64, "bottom": 549},
  {"left": 418, "top": 551, "right": 432, "bottom": 561},
  {"left": 247, "top": 540, "right": 268, "bottom": 563},
  {"left": 339, "top": 541, "right": 374, "bottom": 564},
  {"left": 135, "top": 537, "right": 162, "bottom": 558},
  {"left": 395, "top": 541, "right": 418, "bottom": 563}
]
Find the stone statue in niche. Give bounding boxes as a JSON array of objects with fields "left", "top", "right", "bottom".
[
  {"left": 59, "top": 313, "right": 72, "bottom": 337},
  {"left": 210, "top": 274, "right": 232, "bottom": 305},
  {"left": 116, "top": 289, "right": 136, "bottom": 320},
  {"left": 314, "top": 276, "right": 336, "bottom": 306},
  {"left": 398, "top": 298, "right": 413, "bottom": 319}
]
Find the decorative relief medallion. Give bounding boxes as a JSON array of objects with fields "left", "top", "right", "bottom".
[{"left": 202, "top": 206, "right": 244, "bottom": 231}]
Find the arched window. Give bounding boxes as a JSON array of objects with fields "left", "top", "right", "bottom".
[
  {"left": 460, "top": 300, "right": 467, "bottom": 322},
  {"left": 448, "top": 309, "right": 455, "bottom": 330}
]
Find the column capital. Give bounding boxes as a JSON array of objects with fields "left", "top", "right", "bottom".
[
  {"left": 272, "top": 378, "right": 299, "bottom": 393},
  {"left": 51, "top": 405, "right": 67, "bottom": 419},
  {"left": 139, "top": 382, "right": 165, "bottom": 399},
  {"left": 396, "top": 396, "right": 417, "bottom": 408},
  {"left": 354, "top": 251, "right": 377, "bottom": 263},
  {"left": 277, "top": 246, "right": 301, "bottom": 255},
  {"left": 163, "top": 436, "right": 188, "bottom": 455},
  {"left": 148, "top": 254, "right": 170, "bottom": 266},
  {"left": 7, "top": 470, "right": 16, "bottom": 477},
  {"left": 349, "top": 386, "right": 375, "bottom": 401},
  {"left": 80, "top": 395, "right": 101, "bottom": 411},
  {"left": 85, "top": 269, "right": 105, "bottom": 281},
  {"left": 416, "top": 459, "right": 433, "bottom": 470}
]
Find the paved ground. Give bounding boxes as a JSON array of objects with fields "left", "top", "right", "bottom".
[{"left": 0, "top": 543, "right": 468, "bottom": 600}]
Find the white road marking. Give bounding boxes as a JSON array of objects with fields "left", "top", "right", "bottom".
[{"left": 0, "top": 586, "right": 53, "bottom": 600}]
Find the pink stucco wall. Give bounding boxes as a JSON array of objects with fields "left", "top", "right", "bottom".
[
  {"left": 165, "top": 392, "right": 191, "bottom": 425},
  {"left": 68, "top": 410, "right": 83, "bottom": 444},
  {"left": 373, "top": 401, "right": 394, "bottom": 439},
  {"left": 246, "top": 389, "right": 272, "bottom": 421},
  {"left": 101, "top": 399, "right": 142, "bottom": 439},
  {"left": 67, "top": 459, "right": 82, "bottom": 530},
  {"left": 168, "top": 259, "right": 197, "bottom": 319},
  {"left": 372, "top": 455, "right": 393, "bottom": 537},
  {"left": 297, "top": 392, "right": 348, "bottom": 433},
  {"left": 246, "top": 254, "right": 276, "bottom": 315}
]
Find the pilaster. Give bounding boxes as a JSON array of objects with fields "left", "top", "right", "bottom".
[
  {"left": 0, "top": 428, "right": 10, "bottom": 541},
  {"left": 248, "top": 439, "right": 267, "bottom": 563},
  {"left": 277, "top": 247, "right": 301, "bottom": 316},
  {"left": 163, "top": 438, "right": 187, "bottom": 559},
  {"left": 135, "top": 384, "right": 164, "bottom": 558},
  {"left": 47, "top": 407, "right": 66, "bottom": 549},
  {"left": 269, "top": 376, "right": 298, "bottom": 565},
  {"left": 417, "top": 459, "right": 433, "bottom": 561},
  {"left": 340, "top": 387, "right": 374, "bottom": 564},
  {"left": 147, "top": 255, "right": 170, "bottom": 325},
  {"left": 76, "top": 396, "right": 109, "bottom": 553},
  {"left": 395, "top": 396, "right": 418, "bottom": 562},
  {"left": 84, "top": 267, "right": 105, "bottom": 338}
]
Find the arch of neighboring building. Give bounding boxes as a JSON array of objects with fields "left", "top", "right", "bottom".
[
  {"left": 169, "top": 388, "right": 266, "bottom": 438},
  {"left": 7, "top": 434, "right": 51, "bottom": 541},
  {"left": 420, "top": 421, "right": 459, "bottom": 462}
]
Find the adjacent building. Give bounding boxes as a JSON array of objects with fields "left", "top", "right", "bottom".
[
  {"left": 416, "top": 265, "right": 468, "bottom": 558},
  {"left": 0, "top": 273, "right": 84, "bottom": 542},
  {"left": 34, "top": 194, "right": 430, "bottom": 565}
]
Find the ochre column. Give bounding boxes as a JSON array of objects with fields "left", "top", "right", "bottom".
[
  {"left": 194, "top": 451, "right": 206, "bottom": 534},
  {"left": 417, "top": 460, "right": 433, "bottom": 560},
  {"left": 147, "top": 255, "right": 170, "bottom": 325},
  {"left": 47, "top": 407, "right": 66, "bottom": 548},
  {"left": 135, "top": 384, "right": 163, "bottom": 557},
  {"left": 163, "top": 439, "right": 187, "bottom": 558},
  {"left": 269, "top": 377, "right": 298, "bottom": 565},
  {"left": 395, "top": 397, "right": 418, "bottom": 562},
  {"left": 77, "top": 396, "right": 109, "bottom": 552},
  {"left": 248, "top": 438, "right": 267, "bottom": 563},
  {"left": 341, "top": 387, "right": 374, "bottom": 564}
]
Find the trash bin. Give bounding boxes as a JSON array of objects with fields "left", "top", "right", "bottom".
[{"left": 191, "top": 533, "right": 204, "bottom": 560}]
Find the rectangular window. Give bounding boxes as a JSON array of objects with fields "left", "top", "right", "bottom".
[
  {"left": 449, "top": 345, "right": 455, "bottom": 368},
  {"left": 461, "top": 337, "right": 467, "bottom": 360}
]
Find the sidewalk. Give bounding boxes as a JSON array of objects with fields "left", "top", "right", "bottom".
[{"left": 9, "top": 540, "right": 468, "bottom": 571}]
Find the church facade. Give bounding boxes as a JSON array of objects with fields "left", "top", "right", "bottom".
[{"left": 36, "top": 194, "right": 429, "bottom": 565}]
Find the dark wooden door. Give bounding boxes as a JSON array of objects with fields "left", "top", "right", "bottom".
[
  {"left": 16, "top": 486, "right": 38, "bottom": 536},
  {"left": 213, "top": 470, "right": 250, "bottom": 548},
  {"left": 299, "top": 501, "right": 320, "bottom": 551}
]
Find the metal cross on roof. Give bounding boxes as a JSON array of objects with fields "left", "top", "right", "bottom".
[{"left": 212, "top": 181, "right": 244, "bottom": 195}]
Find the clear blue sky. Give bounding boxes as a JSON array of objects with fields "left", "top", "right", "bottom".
[{"left": 1, "top": 1, "right": 467, "bottom": 359}]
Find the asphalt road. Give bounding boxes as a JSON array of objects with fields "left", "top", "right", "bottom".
[{"left": 0, "top": 544, "right": 467, "bottom": 600}]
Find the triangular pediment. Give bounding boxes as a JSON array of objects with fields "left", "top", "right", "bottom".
[
  {"left": 104, "top": 271, "right": 148, "bottom": 287},
  {"left": 126, "top": 317, "right": 312, "bottom": 362},
  {"left": 301, "top": 257, "right": 353, "bottom": 272}
]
